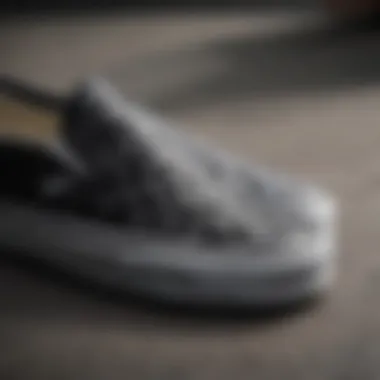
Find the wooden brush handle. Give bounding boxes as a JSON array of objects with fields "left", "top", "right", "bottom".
[{"left": 325, "top": 0, "right": 380, "bottom": 16}]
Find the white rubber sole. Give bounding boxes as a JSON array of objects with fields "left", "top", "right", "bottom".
[{"left": 0, "top": 192, "right": 337, "bottom": 308}]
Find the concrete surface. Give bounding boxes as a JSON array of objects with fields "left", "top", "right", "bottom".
[{"left": 2, "top": 10, "right": 380, "bottom": 380}]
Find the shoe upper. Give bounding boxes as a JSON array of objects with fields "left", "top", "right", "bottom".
[{"left": 34, "top": 78, "right": 328, "bottom": 249}]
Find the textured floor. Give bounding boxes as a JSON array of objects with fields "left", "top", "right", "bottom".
[{"left": 1, "top": 10, "right": 380, "bottom": 380}]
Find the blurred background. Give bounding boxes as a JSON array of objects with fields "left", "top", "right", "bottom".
[{"left": 2, "top": 2, "right": 380, "bottom": 380}]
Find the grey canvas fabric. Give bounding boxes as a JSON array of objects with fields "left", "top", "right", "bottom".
[{"left": 41, "top": 78, "right": 321, "bottom": 250}]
